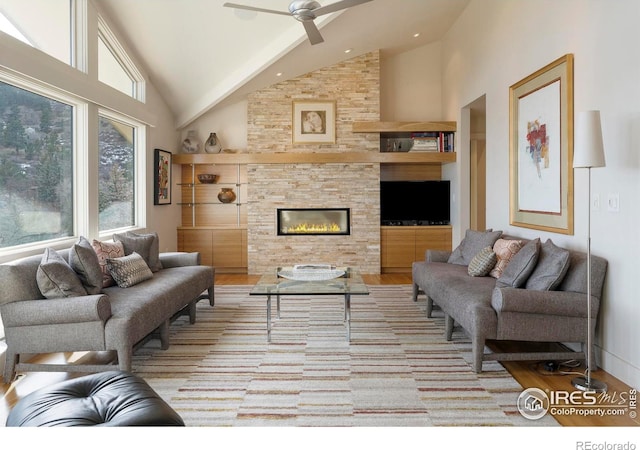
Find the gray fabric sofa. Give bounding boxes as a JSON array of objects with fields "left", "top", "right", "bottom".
[
  {"left": 412, "top": 230, "right": 608, "bottom": 373},
  {"left": 0, "top": 238, "right": 214, "bottom": 383}
]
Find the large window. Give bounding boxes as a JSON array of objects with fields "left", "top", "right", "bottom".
[
  {"left": 0, "top": 81, "right": 74, "bottom": 249},
  {"left": 98, "top": 114, "right": 136, "bottom": 232}
]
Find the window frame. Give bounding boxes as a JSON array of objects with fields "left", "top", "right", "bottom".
[
  {"left": 96, "top": 108, "right": 147, "bottom": 239},
  {"left": 0, "top": 70, "right": 88, "bottom": 261},
  {"left": 97, "top": 16, "right": 145, "bottom": 102}
]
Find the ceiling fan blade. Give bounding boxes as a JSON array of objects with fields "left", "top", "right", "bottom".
[
  {"left": 223, "top": 2, "right": 290, "bottom": 16},
  {"left": 303, "top": 21, "right": 324, "bottom": 45},
  {"left": 313, "top": 0, "right": 373, "bottom": 17}
]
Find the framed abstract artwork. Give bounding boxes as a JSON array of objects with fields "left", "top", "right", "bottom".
[
  {"left": 292, "top": 100, "right": 336, "bottom": 144},
  {"left": 509, "top": 54, "right": 574, "bottom": 234},
  {"left": 154, "top": 148, "right": 171, "bottom": 205}
]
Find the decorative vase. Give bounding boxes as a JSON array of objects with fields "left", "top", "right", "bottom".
[
  {"left": 182, "top": 130, "right": 200, "bottom": 154},
  {"left": 204, "top": 132, "right": 222, "bottom": 154},
  {"left": 217, "top": 188, "right": 236, "bottom": 203}
]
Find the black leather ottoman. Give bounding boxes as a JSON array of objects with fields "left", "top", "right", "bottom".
[{"left": 6, "top": 371, "right": 184, "bottom": 426}]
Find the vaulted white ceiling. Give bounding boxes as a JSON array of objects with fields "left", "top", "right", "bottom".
[{"left": 95, "top": 0, "right": 470, "bottom": 129}]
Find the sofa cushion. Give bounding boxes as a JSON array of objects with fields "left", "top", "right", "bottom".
[
  {"left": 69, "top": 236, "right": 103, "bottom": 295},
  {"left": 128, "top": 231, "right": 163, "bottom": 272},
  {"left": 468, "top": 246, "right": 497, "bottom": 277},
  {"left": 447, "top": 229, "right": 502, "bottom": 265},
  {"left": 113, "top": 232, "right": 162, "bottom": 272},
  {"left": 107, "top": 252, "right": 153, "bottom": 288},
  {"left": 489, "top": 239, "right": 524, "bottom": 278},
  {"left": 36, "top": 248, "right": 87, "bottom": 299},
  {"left": 92, "top": 239, "right": 125, "bottom": 287},
  {"left": 525, "top": 239, "right": 571, "bottom": 291},
  {"left": 496, "top": 238, "right": 540, "bottom": 288}
]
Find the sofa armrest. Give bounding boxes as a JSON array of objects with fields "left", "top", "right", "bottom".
[
  {"left": 491, "top": 287, "right": 598, "bottom": 319},
  {"left": 1, "top": 295, "right": 111, "bottom": 327},
  {"left": 159, "top": 252, "right": 201, "bottom": 268},
  {"left": 426, "top": 250, "right": 451, "bottom": 263}
]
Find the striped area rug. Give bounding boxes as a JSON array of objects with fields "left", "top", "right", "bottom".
[{"left": 131, "top": 285, "right": 558, "bottom": 427}]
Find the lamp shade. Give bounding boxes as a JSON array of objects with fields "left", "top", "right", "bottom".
[{"left": 574, "top": 110, "right": 606, "bottom": 168}]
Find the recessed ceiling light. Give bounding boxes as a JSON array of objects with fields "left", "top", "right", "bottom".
[
  {"left": 413, "top": 32, "right": 421, "bottom": 38},
  {"left": 276, "top": 72, "right": 283, "bottom": 77},
  {"left": 344, "top": 48, "right": 353, "bottom": 54}
]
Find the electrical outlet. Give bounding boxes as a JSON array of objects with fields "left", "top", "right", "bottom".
[{"left": 608, "top": 193, "right": 620, "bottom": 213}]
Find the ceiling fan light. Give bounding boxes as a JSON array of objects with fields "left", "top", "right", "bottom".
[{"left": 290, "top": 0, "right": 321, "bottom": 21}]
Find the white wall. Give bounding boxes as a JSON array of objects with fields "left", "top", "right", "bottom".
[
  {"left": 440, "top": 0, "right": 640, "bottom": 388},
  {"left": 380, "top": 42, "right": 443, "bottom": 121},
  {"left": 178, "top": 100, "right": 248, "bottom": 153},
  {"left": 145, "top": 81, "right": 181, "bottom": 252}
]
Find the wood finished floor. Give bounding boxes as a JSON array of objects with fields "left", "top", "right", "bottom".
[{"left": 1, "top": 273, "right": 637, "bottom": 427}]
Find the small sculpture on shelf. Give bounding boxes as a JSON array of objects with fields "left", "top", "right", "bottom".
[
  {"left": 204, "top": 132, "right": 222, "bottom": 154},
  {"left": 217, "top": 188, "right": 236, "bottom": 203},
  {"left": 182, "top": 130, "right": 200, "bottom": 154}
]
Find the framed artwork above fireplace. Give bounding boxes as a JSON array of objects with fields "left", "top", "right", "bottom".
[{"left": 292, "top": 100, "right": 336, "bottom": 144}]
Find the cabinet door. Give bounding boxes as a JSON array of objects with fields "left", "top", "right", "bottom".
[
  {"left": 382, "top": 228, "right": 416, "bottom": 268},
  {"left": 212, "top": 229, "right": 243, "bottom": 268},
  {"left": 415, "top": 227, "right": 452, "bottom": 261},
  {"left": 178, "top": 229, "right": 213, "bottom": 266}
]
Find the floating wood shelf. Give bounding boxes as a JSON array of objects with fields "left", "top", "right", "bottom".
[
  {"left": 173, "top": 151, "right": 455, "bottom": 165},
  {"left": 352, "top": 121, "right": 457, "bottom": 133}
]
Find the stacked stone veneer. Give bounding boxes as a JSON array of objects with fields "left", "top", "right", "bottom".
[{"left": 246, "top": 51, "right": 381, "bottom": 273}]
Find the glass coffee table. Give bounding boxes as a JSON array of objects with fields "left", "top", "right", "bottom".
[{"left": 249, "top": 267, "right": 369, "bottom": 342}]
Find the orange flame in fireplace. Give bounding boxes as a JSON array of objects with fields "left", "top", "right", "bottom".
[{"left": 286, "top": 222, "right": 342, "bottom": 234}]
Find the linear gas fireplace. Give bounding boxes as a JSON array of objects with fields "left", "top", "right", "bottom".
[{"left": 277, "top": 208, "right": 350, "bottom": 236}]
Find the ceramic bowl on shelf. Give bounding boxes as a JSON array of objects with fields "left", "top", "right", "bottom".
[{"left": 197, "top": 174, "right": 218, "bottom": 184}]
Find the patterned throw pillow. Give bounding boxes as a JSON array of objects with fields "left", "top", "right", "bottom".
[
  {"left": 36, "top": 248, "right": 87, "bottom": 299},
  {"left": 489, "top": 239, "right": 524, "bottom": 278},
  {"left": 447, "top": 229, "right": 502, "bottom": 265},
  {"left": 468, "top": 246, "right": 497, "bottom": 277},
  {"left": 106, "top": 252, "right": 153, "bottom": 288},
  {"left": 92, "top": 239, "right": 125, "bottom": 288}
]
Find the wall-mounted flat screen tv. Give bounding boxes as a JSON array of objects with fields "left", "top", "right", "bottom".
[{"left": 380, "top": 180, "right": 450, "bottom": 225}]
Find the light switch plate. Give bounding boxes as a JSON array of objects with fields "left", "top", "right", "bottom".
[{"left": 607, "top": 193, "right": 620, "bottom": 212}]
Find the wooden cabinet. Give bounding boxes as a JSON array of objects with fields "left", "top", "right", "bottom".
[
  {"left": 381, "top": 226, "right": 452, "bottom": 273},
  {"left": 178, "top": 227, "right": 247, "bottom": 273},
  {"left": 177, "top": 163, "right": 248, "bottom": 273}
]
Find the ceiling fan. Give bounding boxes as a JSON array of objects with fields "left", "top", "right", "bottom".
[{"left": 223, "top": 0, "right": 373, "bottom": 45}]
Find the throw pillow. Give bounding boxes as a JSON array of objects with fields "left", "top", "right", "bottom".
[
  {"left": 36, "top": 248, "right": 87, "bottom": 299},
  {"left": 113, "top": 232, "right": 162, "bottom": 272},
  {"left": 447, "top": 229, "right": 502, "bottom": 266},
  {"left": 92, "top": 239, "right": 125, "bottom": 288},
  {"left": 496, "top": 238, "right": 541, "bottom": 288},
  {"left": 525, "top": 239, "right": 571, "bottom": 291},
  {"left": 489, "top": 239, "right": 524, "bottom": 278},
  {"left": 467, "top": 246, "right": 497, "bottom": 277},
  {"left": 69, "top": 236, "right": 103, "bottom": 295},
  {"left": 127, "top": 231, "right": 163, "bottom": 272},
  {"left": 106, "top": 252, "right": 154, "bottom": 288}
]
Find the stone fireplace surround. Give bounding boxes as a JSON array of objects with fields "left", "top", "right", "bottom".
[
  {"left": 247, "top": 163, "right": 380, "bottom": 274},
  {"left": 245, "top": 51, "right": 381, "bottom": 274}
]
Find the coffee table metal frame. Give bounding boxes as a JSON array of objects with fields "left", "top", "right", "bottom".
[{"left": 249, "top": 267, "right": 369, "bottom": 342}]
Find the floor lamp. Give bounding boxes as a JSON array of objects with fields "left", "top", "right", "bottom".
[{"left": 572, "top": 110, "right": 607, "bottom": 393}]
